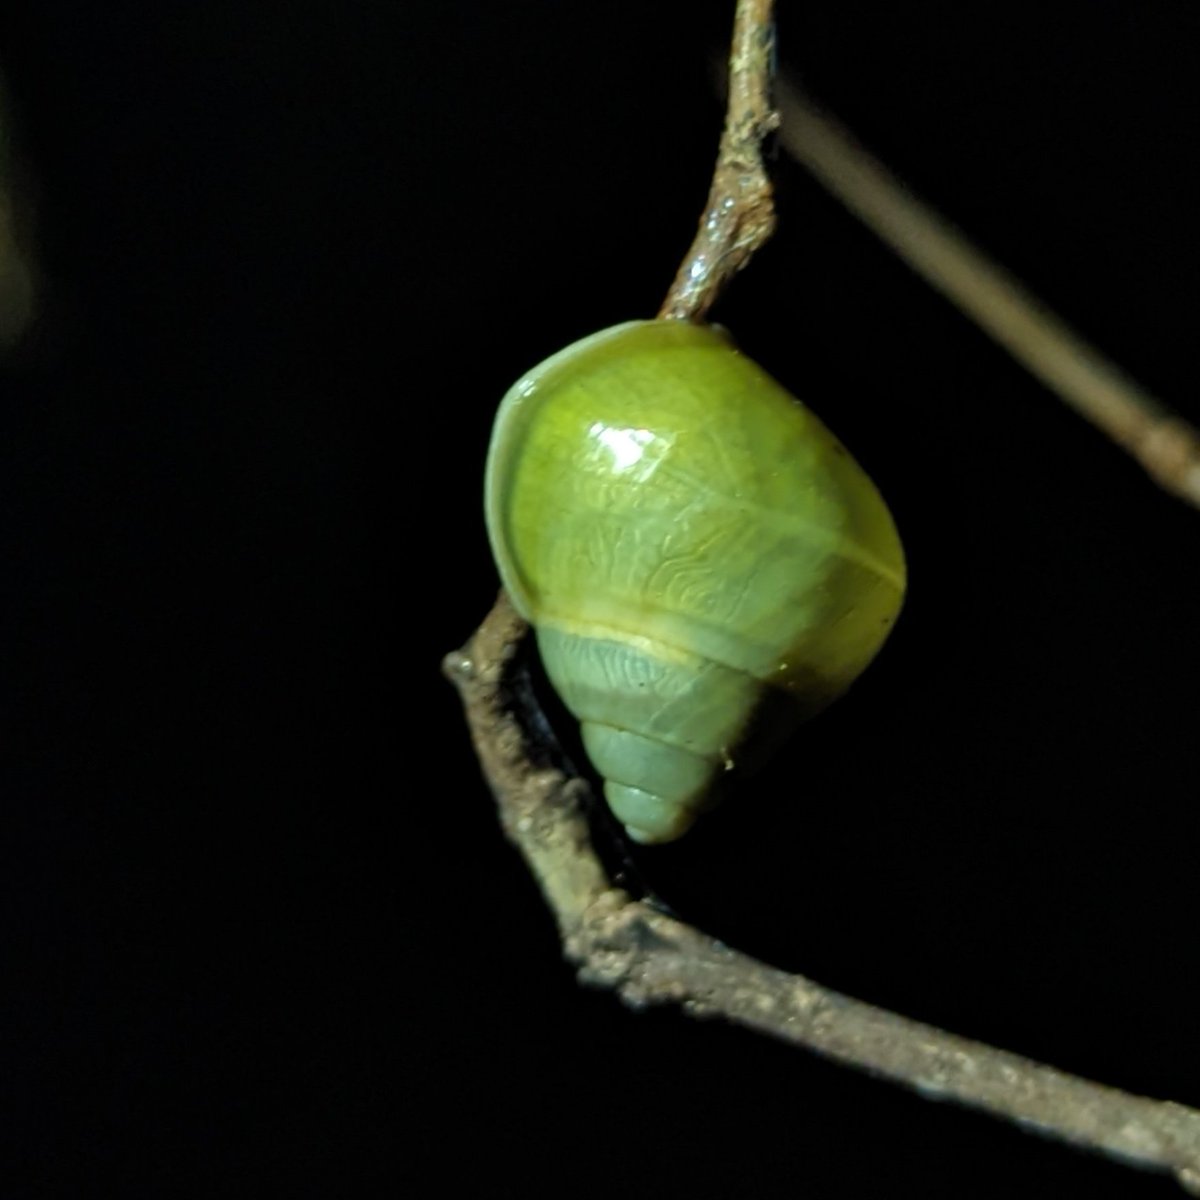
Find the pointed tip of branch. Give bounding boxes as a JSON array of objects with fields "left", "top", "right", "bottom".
[
  {"left": 1135, "top": 418, "right": 1200, "bottom": 511},
  {"left": 1177, "top": 464, "right": 1200, "bottom": 511}
]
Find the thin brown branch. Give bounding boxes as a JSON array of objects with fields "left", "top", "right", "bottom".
[
  {"left": 446, "top": 5, "right": 1200, "bottom": 1193},
  {"left": 0, "top": 81, "right": 37, "bottom": 354},
  {"left": 774, "top": 80, "right": 1200, "bottom": 510},
  {"left": 444, "top": 598, "right": 1200, "bottom": 1194},
  {"left": 658, "top": 0, "right": 779, "bottom": 322}
]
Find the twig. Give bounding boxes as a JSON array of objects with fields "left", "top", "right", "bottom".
[
  {"left": 659, "top": 0, "right": 778, "bottom": 322},
  {"left": 446, "top": 3, "right": 1200, "bottom": 1192},
  {"left": 0, "top": 79, "right": 36, "bottom": 353},
  {"left": 774, "top": 80, "right": 1200, "bottom": 509},
  {"left": 444, "top": 596, "right": 1200, "bottom": 1194}
]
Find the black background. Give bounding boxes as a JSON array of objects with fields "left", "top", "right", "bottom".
[{"left": 0, "top": 2, "right": 1197, "bottom": 1196}]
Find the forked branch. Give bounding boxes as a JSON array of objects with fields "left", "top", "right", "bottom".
[
  {"left": 446, "top": 2, "right": 1200, "bottom": 1192},
  {"left": 445, "top": 594, "right": 1200, "bottom": 1194}
]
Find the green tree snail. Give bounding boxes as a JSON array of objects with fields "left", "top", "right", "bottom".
[{"left": 484, "top": 320, "right": 906, "bottom": 843}]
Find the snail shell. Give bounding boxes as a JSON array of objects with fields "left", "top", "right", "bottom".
[{"left": 485, "top": 320, "right": 905, "bottom": 843}]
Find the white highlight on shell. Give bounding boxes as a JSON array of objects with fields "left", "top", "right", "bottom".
[{"left": 588, "top": 423, "right": 670, "bottom": 482}]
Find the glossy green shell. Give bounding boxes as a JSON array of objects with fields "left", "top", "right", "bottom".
[{"left": 485, "top": 320, "right": 905, "bottom": 843}]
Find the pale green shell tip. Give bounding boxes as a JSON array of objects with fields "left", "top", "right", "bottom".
[
  {"left": 623, "top": 824, "right": 666, "bottom": 845},
  {"left": 606, "top": 781, "right": 698, "bottom": 844},
  {"left": 623, "top": 818, "right": 696, "bottom": 845}
]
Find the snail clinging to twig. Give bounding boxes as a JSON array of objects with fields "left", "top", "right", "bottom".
[{"left": 485, "top": 319, "right": 905, "bottom": 842}]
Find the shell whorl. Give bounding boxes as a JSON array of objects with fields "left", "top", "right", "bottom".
[{"left": 536, "top": 621, "right": 758, "bottom": 841}]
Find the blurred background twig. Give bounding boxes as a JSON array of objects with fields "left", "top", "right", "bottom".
[{"left": 775, "top": 79, "right": 1200, "bottom": 508}]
